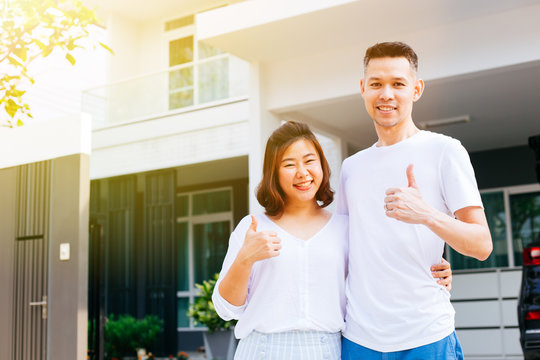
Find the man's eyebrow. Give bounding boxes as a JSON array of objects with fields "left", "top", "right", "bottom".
[{"left": 367, "top": 76, "right": 408, "bottom": 82}]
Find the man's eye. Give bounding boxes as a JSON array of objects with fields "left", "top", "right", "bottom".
[
  {"left": 370, "top": 83, "right": 381, "bottom": 87},
  {"left": 394, "top": 82, "right": 405, "bottom": 87}
]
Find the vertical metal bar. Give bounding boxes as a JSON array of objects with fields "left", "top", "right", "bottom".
[
  {"left": 31, "top": 164, "right": 37, "bottom": 360},
  {"left": 504, "top": 189, "right": 515, "bottom": 267}
]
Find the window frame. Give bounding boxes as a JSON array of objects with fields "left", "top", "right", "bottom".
[
  {"left": 175, "top": 186, "right": 234, "bottom": 331},
  {"left": 446, "top": 183, "right": 540, "bottom": 270}
]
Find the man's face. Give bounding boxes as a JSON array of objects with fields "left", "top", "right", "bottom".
[{"left": 360, "top": 57, "right": 424, "bottom": 129}]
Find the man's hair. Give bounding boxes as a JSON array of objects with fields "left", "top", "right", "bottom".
[
  {"left": 256, "top": 121, "right": 333, "bottom": 216},
  {"left": 364, "top": 41, "right": 418, "bottom": 72}
]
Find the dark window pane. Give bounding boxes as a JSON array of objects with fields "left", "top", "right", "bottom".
[
  {"left": 176, "top": 222, "right": 189, "bottom": 291},
  {"left": 193, "top": 221, "right": 230, "bottom": 284},
  {"left": 447, "top": 191, "right": 508, "bottom": 269},
  {"left": 165, "top": 15, "right": 194, "bottom": 31},
  {"left": 176, "top": 195, "right": 189, "bottom": 218},
  {"left": 177, "top": 297, "right": 190, "bottom": 328},
  {"left": 192, "top": 189, "right": 231, "bottom": 215},
  {"left": 512, "top": 191, "right": 540, "bottom": 266},
  {"left": 169, "top": 36, "right": 193, "bottom": 66}
]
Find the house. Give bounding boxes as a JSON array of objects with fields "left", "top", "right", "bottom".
[
  {"left": 85, "top": 0, "right": 540, "bottom": 357},
  {"left": 2, "top": 0, "right": 540, "bottom": 358}
]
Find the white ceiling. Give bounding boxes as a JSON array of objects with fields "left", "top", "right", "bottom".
[
  {"left": 281, "top": 59, "right": 540, "bottom": 153},
  {"left": 197, "top": 0, "right": 540, "bottom": 63},
  {"left": 83, "top": 0, "right": 231, "bottom": 22}
]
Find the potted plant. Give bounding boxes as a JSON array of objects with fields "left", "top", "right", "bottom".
[
  {"left": 187, "top": 273, "right": 237, "bottom": 360},
  {"left": 104, "top": 314, "right": 163, "bottom": 360}
]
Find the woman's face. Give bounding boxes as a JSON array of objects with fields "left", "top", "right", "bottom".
[{"left": 277, "top": 139, "right": 323, "bottom": 206}]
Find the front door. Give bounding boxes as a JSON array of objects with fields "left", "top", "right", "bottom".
[{"left": 12, "top": 161, "right": 50, "bottom": 360}]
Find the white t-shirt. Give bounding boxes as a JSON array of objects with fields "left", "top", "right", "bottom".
[
  {"left": 212, "top": 213, "right": 348, "bottom": 339},
  {"left": 336, "top": 130, "right": 483, "bottom": 352}
]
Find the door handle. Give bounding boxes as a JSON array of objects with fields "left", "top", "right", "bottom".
[{"left": 29, "top": 295, "right": 47, "bottom": 319}]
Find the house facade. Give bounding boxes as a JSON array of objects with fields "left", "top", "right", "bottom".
[{"left": 79, "top": 0, "right": 540, "bottom": 358}]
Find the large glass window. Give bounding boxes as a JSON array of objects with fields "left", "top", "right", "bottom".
[
  {"left": 175, "top": 188, "right": 232, "bottom": 329},
  {"left": 512, "top": 191, "right": 540, "bottom": 266},
  {"left": 168, "top": 36, "right": 194, "bottom": 109},
  {"left": 447, "top": 186, "right": 540, "bottom": 271},
  {"left": 447, "top": 191, "right": 508, "bottom": 270},
  {"left": 193, "top": 221, "right": 230, "bottom": 284},
  {"left": 167, "top": 25, "right": 228, "bottom": 111}
]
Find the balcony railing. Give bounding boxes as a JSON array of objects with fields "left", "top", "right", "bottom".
[{"left": 82, "top": 54, "right": 249, "bottom": 128}]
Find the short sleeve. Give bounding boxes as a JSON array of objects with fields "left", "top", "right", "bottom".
[{"left": 440, "top": 139, "right": 483, "bottom": 215}]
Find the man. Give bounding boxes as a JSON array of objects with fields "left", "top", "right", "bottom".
[{"left": 336, "top": 42, "right": 492, "bottom": 359}]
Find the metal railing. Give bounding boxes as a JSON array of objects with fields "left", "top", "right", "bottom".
[{"left": 82, "top": 54, "right": 249, "bottom": 128}]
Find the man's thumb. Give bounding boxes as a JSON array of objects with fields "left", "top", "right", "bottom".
[
  {"left": 249, "top": 215, "right": 258, "bottom": 232},
  {"left": 407, "top": 164, "right": 418, "bottom": 189}
]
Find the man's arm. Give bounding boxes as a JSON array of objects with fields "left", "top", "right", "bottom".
[
  {"left": 424, "top": 206, "right": 492, "bottom": 260},
  {"left": 385, "top": 165, "right": 492, "bottom": 261}
]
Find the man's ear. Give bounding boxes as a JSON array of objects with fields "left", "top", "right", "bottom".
[
  {"left": 413, "top": 78, "right": 424, "bottom": 102},
  {"left": 360, "top": 79, "right": 365, "bottom": 96}
]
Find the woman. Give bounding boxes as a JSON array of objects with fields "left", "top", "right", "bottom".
[{"left": 212, "top": 121, "right": 452, "bottom": 359}]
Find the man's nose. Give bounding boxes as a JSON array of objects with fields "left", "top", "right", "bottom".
[{"left": 380, "top": 85, "right": 394, "bottom": 100}]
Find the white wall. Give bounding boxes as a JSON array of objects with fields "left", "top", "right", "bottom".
[
  {"left": 0, "top": 115, "right": 91, "bottom": 169},
  {"left": 90, "top": 100, "right": 249, "bottom": 179}
]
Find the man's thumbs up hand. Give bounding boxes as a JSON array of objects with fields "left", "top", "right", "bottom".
[
  {"left": 384, "top": 164, "right": 432, "bottom": 224},
  {"left": 407, "top": 164, "right": 418, "bottom": 189}
]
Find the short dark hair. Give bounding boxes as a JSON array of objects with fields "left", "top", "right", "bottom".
[
  {"left": 364, "top": 41, "right": 418, "bottom": 72},
  {"left": 256, "top": 121, "right": 333, "bottom": 216}
]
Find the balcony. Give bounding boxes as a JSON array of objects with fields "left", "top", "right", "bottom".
[{"left": 82, "top": 54, "right": 248, "bottom": 128}]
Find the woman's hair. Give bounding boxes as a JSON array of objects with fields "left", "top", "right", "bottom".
[{"left": 256, "top": 121, "right": 333, "bottom": 216}]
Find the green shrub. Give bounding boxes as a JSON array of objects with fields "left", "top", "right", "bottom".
[
  {"left": 187, "top": 273, "right": 237, "bottom": 333},
  {"left": 104, "top": 314, "right": 163, "bottom": 359}
]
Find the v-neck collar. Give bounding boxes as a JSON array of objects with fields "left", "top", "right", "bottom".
[{"left": 261, "top": 213, "right": 335, "bottom": 242}]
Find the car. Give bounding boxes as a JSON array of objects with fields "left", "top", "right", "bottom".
[{"left": 518, "top": 239, "right": 540, "bottom": 360}]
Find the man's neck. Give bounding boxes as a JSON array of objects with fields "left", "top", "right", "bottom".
[{"left": 375, "top": 120, "right": 419, "bottom": 147}]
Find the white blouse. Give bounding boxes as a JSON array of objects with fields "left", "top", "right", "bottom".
[{"left": 212, "top": 213, "right": 348, "bottom": 339}]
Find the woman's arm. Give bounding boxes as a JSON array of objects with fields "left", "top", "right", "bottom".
[{"left": 218, "top": 215, "right": 282, "bottom": 306}]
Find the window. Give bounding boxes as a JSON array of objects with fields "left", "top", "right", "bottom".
[
  {"left": 447, "top": 191, "right": 508, "bottom": 270},
  {"left": 447, "top": 184, "right": 540, "bottom": 270},
  {"left": 166, "top": 16, "right": 229, "bottom": 111},
  {"left": 511, "top": 191, "right": 540, "bottom": 266},
  {"left": 175, "top": 188, "right": 233, "bottom": 329}
]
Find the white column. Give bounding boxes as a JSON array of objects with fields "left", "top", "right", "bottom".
[{"left": 248, "top": 62, "right": 281, "bottom": 214}]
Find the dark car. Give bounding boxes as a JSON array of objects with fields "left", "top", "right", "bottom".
[{"left": 518, "top": 239, "right": 540, "bottom": 360}]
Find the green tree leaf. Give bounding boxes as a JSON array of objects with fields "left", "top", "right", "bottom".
[
  {"left": 1, "top": 0, "right": 113, "bottom": 127},
  {"left": 65, "top": 52, "right": 75, "bottom": 65},
  {"left": 99, "top": 41, "right": 114, "bottom": 54}
]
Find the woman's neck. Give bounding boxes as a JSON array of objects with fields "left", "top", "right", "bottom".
[{"left": 280, "top": 200, "right": 321, "bottom": 219}]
